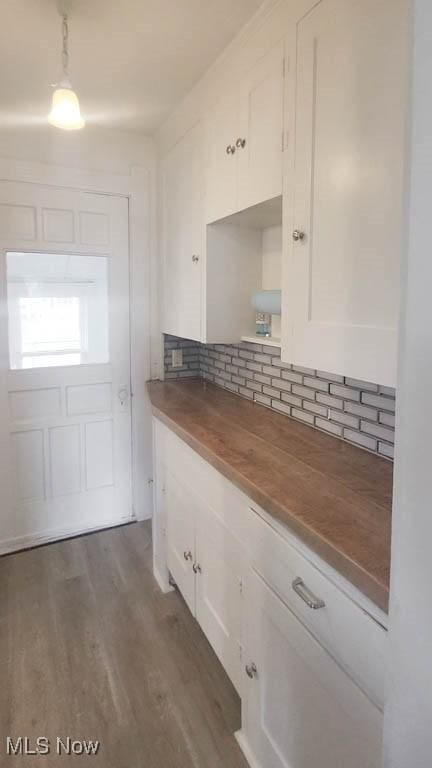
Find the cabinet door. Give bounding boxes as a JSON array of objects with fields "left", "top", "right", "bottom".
[
  {"left": 237, "top": 40, "right": 285, "bottom": 211},
  {"left": 165, "top": 471, "right": 196, "bottom": 613},
  {"left": 205, "top": 91, "right": 239, "bottom": 223},
  {"left": 195, "top": 501, "right": 243, "bottom": 692},
  {"left": 285, "top": 0, "right": 406, "bottom": 386},
  {"left": 240, "top": 570, "right": 383, "bottom": 768},
  {"left": 162, "top": 122, "right": 203, "bottom": 341}
]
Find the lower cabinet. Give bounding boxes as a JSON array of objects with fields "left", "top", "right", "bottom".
[
  {"left": 240, "top": 568, "right": 383, "bottom": 768},
  {"left": 164, "top": 467, "right": 244, "bottom": 692},
  {"left": 154, "top": 419, "right": 386, "bottom": 768}
]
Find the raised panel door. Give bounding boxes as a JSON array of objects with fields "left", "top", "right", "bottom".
[
  {"left": 195, "top": 501, "right": 243, "bottom": 692},
  {"left": 237, "top": 40, "right": 285, "bottom": 211},
  {"left": 284, "top": 0, "right": 407, "bottom": 385},
  {"left": 162, "top": 122, "right": 203, "bottom": 341},
  {"left": 240, "top": 569, "right": 382, "bottom": 768}
]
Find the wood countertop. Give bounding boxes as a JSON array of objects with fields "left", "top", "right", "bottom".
[{"left": 147, "top": 379, "right": 393, "bottom": 612}]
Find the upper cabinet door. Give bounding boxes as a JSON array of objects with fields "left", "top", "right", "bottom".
[
  {"left": 205, "top": 91, "right": 239, "bottom": 223},
  {"left": 162, "top": 122, "right": 203, "bottom": 342},
  {"left": 285, "top": 0, "right": 406, "bottom": 386},
  {"left": 237, "top": 40, "right": 285, "bottom": 211}
]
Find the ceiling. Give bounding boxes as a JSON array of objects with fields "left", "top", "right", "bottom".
[{"left": 0, "top": 0, "right": 263, "bottom": 135}]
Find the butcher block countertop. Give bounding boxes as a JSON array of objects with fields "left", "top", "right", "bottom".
[{"left": 147, "top": 379, "right": 393, "bottom": 612}]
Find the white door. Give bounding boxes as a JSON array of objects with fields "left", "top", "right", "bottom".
[
  {"left": 205, "top": 91, "right": 239, "bottom": 224},
  {"left": 195, "top": 501, "right": 243, "bottom": 693},
  {"left": 237, "top": 40, "right": 285, "bottom": 211},
  {"left": 162, "top": 122, "right": 203, "bottom": 342},
  {"left": 165, "top": 470, "right": 196, "bottom": 612},
  {"left": 285, "top": 0, "right": 406, "bottom": 386},
  {"left": 0, "top": 180, "right": 132, "bottom": 552},
  {"left": 241, "top": 569, "right": 383, "bottom": 768}
]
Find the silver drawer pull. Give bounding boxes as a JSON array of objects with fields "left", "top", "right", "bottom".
[{"left": 292, "top": 577, "right": 325, "bottom": 610}]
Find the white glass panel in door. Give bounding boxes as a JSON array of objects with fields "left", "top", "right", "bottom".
[{"left": 7, "top": 252, "right": 109, "bottom": 369}]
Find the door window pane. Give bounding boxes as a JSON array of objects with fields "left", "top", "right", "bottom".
[{"left": 7, "top": 252, "right": 109, "bottom": 370}]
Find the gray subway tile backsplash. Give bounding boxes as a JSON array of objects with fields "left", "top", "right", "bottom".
[{"left": 163, "top": 334, "right": 396, "bottom": 460}]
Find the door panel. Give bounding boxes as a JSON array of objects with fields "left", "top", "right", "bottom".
[
  {"left": 241, "top": 569, "right": 382, "bottom": 768},
  {"left": 286, "top": 0, "right": 406, "bottom": 385},
  {"left": 162, "top": 122, "right": 203, "bottom": 341},
  {"left": 195, "top": 501, "right": 243, "bottom": 692},
  {"left": 205, "top": 91, "right": 239, "bottom": 223},
  {"left": 238, "top": 40, "right": 285, "bottom": 211},
  {"left": 165, "top": 470, "right": 195, "bottom": 613},
  {"left": 0, "top": 180, "right": 132, "bottom": 551}
]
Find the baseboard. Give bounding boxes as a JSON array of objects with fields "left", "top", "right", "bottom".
[
  {"left": 153, "top": 562, "right": 175, "bottom": 594},
  {"left": 235, "top": 730, "right": 261, "bottom": 768},
  {"left": 0, "top": 513, "right": 134, "bottom": 556}
]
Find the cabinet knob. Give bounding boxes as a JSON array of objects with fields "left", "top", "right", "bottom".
[
  {"left": 292, "top": 230, "right": 306, "bottom": 242},
  {"left": 183, "top": 550, "right": 193, "bottom": 561},
  {"left": 245, "top": 662, "right": 258, "bottom": 679},
  {"left": 192, "top": 562, "right": 202, "bottom": 574},
  {"left": 192, "top": 254, "right": 200, "bottom": 263},
  {"left": 236, "top": 137, "right": 246, "bottom": 149},
  {"left": 226, "top": 144, "right": 236, "bottom": 155}
]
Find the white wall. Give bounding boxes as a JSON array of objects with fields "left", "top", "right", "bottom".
[
  {"left": 383, "top": 1, "right": 432, "bottom": 764},
  {"left": 0, "top": 123, "right": 158, "bottom": 521},
  {"left": 0, "top": 124, "right": 155, "bottom": 176}
]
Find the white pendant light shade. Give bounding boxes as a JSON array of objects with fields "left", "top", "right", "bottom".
[
  {"left": 49, "top": 85, "right": 85, "bottom": 130},
  {"left": 49, "top": 11, "right": 84, "bottom": 130}
]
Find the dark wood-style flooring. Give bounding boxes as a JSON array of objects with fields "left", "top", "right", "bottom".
[{"left": 0, "top": 522, "right": 248, "bottom": 767}]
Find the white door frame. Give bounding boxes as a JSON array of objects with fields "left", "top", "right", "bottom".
[{"left": 0, "top": 156, "right": 154, "bottom": 523}]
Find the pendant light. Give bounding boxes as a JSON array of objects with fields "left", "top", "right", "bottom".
[{"left": 48, "top": 11, "right": 85, "bottom": 130}]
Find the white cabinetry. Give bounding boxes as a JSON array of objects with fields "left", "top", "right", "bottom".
[
  {"left": 240, "top": 568, "right": 383, "bottom": 768},
  {"left": 206, "top": 40, "right": 285, "bottom": 224},
  {"left": 153, "top": 418, "right": 387, "bottom": 768},
  {"left": 158, "top": 435, "right": 245, "bottom": 692},
  {"left": 283, "top": 0, "right": 407, "bottom": 385},
  {"left": 162, "top": 121, "right": 203, "bottom": 342}
]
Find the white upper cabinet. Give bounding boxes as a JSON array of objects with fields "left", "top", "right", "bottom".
[
  {"left": 205, "top": 90, "right": 239, "bottom": 224},
  {"left": 237, "top": 40, "right": 285, "bottom": 212},
  {"left": 162, "top": 121, "right": 203, "bottom": 342},
  {"left": 283, "top": 0, "right": 407, "bottom": 386},
  {"left": 205, "top": 40, "right": 285, "bottom": 224}
]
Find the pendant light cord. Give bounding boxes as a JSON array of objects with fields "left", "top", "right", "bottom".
[{"left": 62, "top": 14, "right": 69, "bottom": 79}]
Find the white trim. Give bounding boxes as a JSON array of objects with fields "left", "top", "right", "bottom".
[
  {"left": 153, "top": 564, "right": 175, "bottom": 594},
  {"left": 235, "top": 731, "right": 262, "bottom": 768},
  {"left": 0, "top": 157, "right": 132, "bottom": 196},
  {"left": 0, "top": 513, "right": 134, "bottom": 556}
]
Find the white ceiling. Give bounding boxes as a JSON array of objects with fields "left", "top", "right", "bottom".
[{"left": 0, "top": 0, "right": 264, "bottom": 135}]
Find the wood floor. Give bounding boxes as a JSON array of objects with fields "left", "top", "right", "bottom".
[{"left": 0, "top": 522, "right": 249, "bottom": 767}]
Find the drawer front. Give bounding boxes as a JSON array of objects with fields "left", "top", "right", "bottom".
[{"left": 250, "top": 508, "right": 387, "bottom": 709}]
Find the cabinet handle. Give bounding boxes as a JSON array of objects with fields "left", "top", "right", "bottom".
[
  {"left": 292, "top": 229, "right": 306, "bottom": 242},
  {"left": 236, "top": 137, "right": 246, "bottom": 149},
  {"left": 226, "top": 144, "right": 236, "bottom": 155},
  {"left": 245, "top": 662, "right": 258, "bottom": 679},
  {"left": 183, "top": 550, "right": 193, "bottom": 561},
  {"left": 192, "top": 254, "right": 200, "bottom": 263},
  {"left": 292, "top": 577, "right": 325, "bottom": 610},
  {"left": 192, "top": 562, "right": 202, "bottom": 574}
]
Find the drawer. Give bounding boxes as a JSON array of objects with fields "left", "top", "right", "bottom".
[{"left": 250, "top": 508, "right": 387, "bottom": 710}]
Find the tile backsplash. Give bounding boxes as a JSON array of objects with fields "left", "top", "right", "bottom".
[{"left": 163, "top": 335, "right": 395, "bottom": 460}]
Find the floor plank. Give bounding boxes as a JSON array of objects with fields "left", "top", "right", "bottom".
[{"left": 0, "top": 522, "right": 248, "bottom": 767}]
